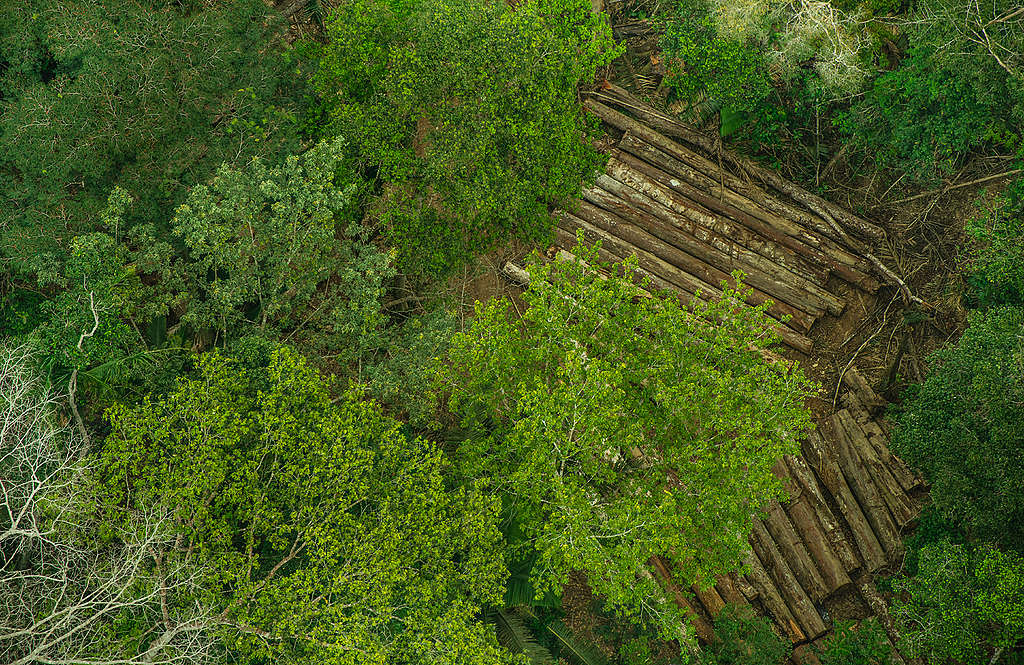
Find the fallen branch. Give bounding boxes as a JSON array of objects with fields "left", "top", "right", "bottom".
[{"left": 881, "top": 169, "right": 1023, "bottom": 206}]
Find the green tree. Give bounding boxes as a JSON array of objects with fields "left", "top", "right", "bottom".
[
  {"left": 312, "top": 0, "right": 619, "bottom": 274},
  {"left": 97, "top": 347, "right": 511, "bottom": 664},
  {"left": 0, "top": 0, "right": 304, "bottom": 268},
  {"left": 967, "top": 177, "right": 1024, "bottom": 307},
  {"left": 892, "top": 306, "right": 1024, "bottom": 551},
  {"left": 26, "top": 139, "right": 395, "bottom": 407},
  {"left": 436, "top": 244, "right": 816, "bottom": 643},
  {"left": 171, "top": 137, "right": 393, "bottom": 367},
  {"left": 840, "top": 0, "right": 1023, "bottom": 179},
  {"left": 892, "top": 541, "right": 1024, "bottom": 665},
  {"left": 699, "top": 604, "right": 791, "bottom": 665},
  {"left": 815, "top": 618, "right": 891, "bottom": 665}
]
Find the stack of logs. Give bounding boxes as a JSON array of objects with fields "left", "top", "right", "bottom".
[
  {"left": 554, "top": 84, "right": 885, "bottom": 354},
  {"left": 513, "top": 86, "right": 928, "bottom": 662},
  {"left": 635, "top": 373, "right": 924, "bottom": 664}
]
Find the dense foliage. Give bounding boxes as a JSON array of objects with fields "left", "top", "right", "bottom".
[
  {"left": 312, "top": 0, "right": 619, "bottom": 274},
  {"left": 815, "top": 619, "right": 892, "bottom": 665},
  {"left": 7, "top": 0, "right": 1022, "bottom": 662},
  {"left": 892, "top": 541, "right": 1024, "bottom": 665},
  {"left": 967, "top": 177, "right": 1024, "bottom": 307},
  {"left": 437, "top": 245, "right": 816, "bottom": 641},
  {"left": 699, "top": 604, "right": 791, "bottom": 665},
  {"left": 97, "top": 347, "right": 510, "bottom": 664},
  {"left": 892, "top": 305, "right": 1024, "bottom": 551},
  {"left": 0, "top": 0, "right": 304, "bottom": 268}
]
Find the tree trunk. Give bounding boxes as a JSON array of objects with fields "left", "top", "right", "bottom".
[
  {"left": 749, "top": 521, "right": 829, "bottom": 639},
  {"left": 761, "top": 501, "right": 831, "bottom": 602},
  {"left": 613, "top": 145, "right": 833, "bottom": 286},
  {"left": 584, "top": 180, "right": 826, "bottom": 327},
  {"left": 601, "top": 161, "right": 846, "bottom": 317},
  {"left": 554, "top": 222, "right": 814, "bottom": 353},
  {"left": 773, "top": 459, "right": 853, "bottom": 594},
  {"left": 592, "top": 85, "right": 885, "bottom": 243},
  {"left": 820, "top": 415, "right": 903, "bottom": 559},
  {"left": 802, "top": 430, "right": 888, "bottom": 571},
  {"left": 745, "top": 552, "right": 807, "bottom": 643},
  {"left": 782, "top": 454, "right": 861, "bottom": 576},
  {"left": 559, "top": 205, "right": 816, "bottom": 352},
  {"left": 835, "top": 410, "right": 920, "bottom": 528}
]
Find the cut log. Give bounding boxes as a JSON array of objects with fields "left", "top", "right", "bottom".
[
  {"left": 821, "top": 415, "right": 903, "bottom": 559},
  {"left": 601, "top": 160, "right": 846, "bottom": 316},
  {"left": 745, "top": 553, "right": 807, "bottom": 643},
  {"left": 762, "top": 502, "right": 831, "bottom": 602},
  {"left": 841, "top": 368, "right": 886, "bottom": 413},
  {"left": 749, "top": 522, "right": 829, "bottom": 639},
  {"left": 734, "top": 573, "right": 759, "bottom": 603},
  {"left": 612, "top": 145, "right": 833, "bottom": 286},
  {"left": 649, "top": 556, "right": 716, "bottom": 644},
  {"left": 835, "top": 410, "right": 919, "bottom": 528},
  {"left": 692, "top": 582, "right": 727, "bottom": 618},
  {"left": 560, "top": 208, "right": 721, "bottom": 298},
  {"left": 584, "top": 180, "right": 826, "bottom": 326},
  {"left": 782, "top": 454, "right": 861, "bottom": 576},
  {"left": 773, "top": 460, "right": 852, "bottom": 594},
  {"left": 560, "top": 204, "right": 816, "bottom": 352},
  {"left": 714, "top": 573, "right": 747, "bottom": 607},
  {"left": 587, "top": 100, "right": 829, "bottom": 239},
  {"left": 592, "top": 85, "right": 885, "bottom": 243},
  {"left": 554, "top": 220, "right": 815, "bottom": 353},
  {"left": 618, "top": 134, "right": 881, "bottom": 293},
  {"left": 802, "top": 430, "right": 888, "bottom": 572}
]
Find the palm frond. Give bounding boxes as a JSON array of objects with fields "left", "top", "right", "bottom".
[
  {"left": 490, "top": 609, "right": 558, "bottom": 665},
  {"left": 517, "top": 607, "right": 610, "bottom": 665}
]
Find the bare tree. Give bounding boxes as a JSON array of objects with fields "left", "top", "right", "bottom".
[{"left": 0, "top": 345, "right": 219, "bottom": 665}]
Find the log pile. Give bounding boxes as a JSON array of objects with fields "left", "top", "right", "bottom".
[
  {"left": 506, "top": 86, "right": 927, "bottom": 659},
  {"left": 554, "top": 85, "right": 885, "bottom": 354},
  {"left": 643, "top": 372, "right": 923, "bottom": 652}
]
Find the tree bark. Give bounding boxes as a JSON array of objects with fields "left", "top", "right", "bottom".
[
  {"left": 593, "top": 171, "right": 839, "bottom": 321},
  {"left": 601, "top": 161, "right": 846, "bottom": 317},
  {"left": 773, "top": 459, "right": 852, "bottom": 594},
  {"left": 617, "top": 134, "right": 881, "bottom": 293},
  {"left": 749, "top": 521, "right": 829, "bottom": 639},
  {"left": 761, "top": 501, "right": 831, "bottom": 602},
  {"left": 584, "top": 180, "right": 826, "bottom": 327},
  {"left": 554, "top": 224, "right": 814, "bottom": 353},
  {"left": 614, "top": 144, "right": 833, "bottom": 285},
  {"left": 745, "top": 552, "right": 807, "bottom": 643},
  {"left": 820, "top": 415, "right": 903, "bottom": 559},
  {"left": 559, "top": 206, "right": 816, "bottom": 352},
  {"left": 591, "top": 85, "right": 885, "bottom": 243},
  {"left": 835, "top": 410, "right": 919, "bottom": 528},
  {"left": 782, "top": 454, "right": 861, "bottom": 576},
  {"left": 802, "top": 430, "right": 888, "bottom": 572}
]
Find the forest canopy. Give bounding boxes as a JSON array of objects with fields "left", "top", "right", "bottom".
[{"left": 2, "top": 0, "right": 1023, "bottom": 663}]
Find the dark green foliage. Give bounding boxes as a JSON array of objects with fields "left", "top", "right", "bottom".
[
  {"left": 967, "top": 177, "right": 1024, "bottom": 307},
  {"left": 892, "top": 541, "right": 1024, "bottom": 665},
  {"left": 815, "top": 619, "right": 891, "bottom": 665},
  {"left": 312, "top": 0, "right": 619, "bottom": 275},
  {"left": 700, "top": 603, "right": 791, "bottom": 665},
  {"left": 660, "top": 0, "right": 781, "bottom": 145},
  {"left": 840, "top": 0, "right": 1023, "bottom": 180},
  {"left": 892, "top": 306, "right": 1024, "bottom": 551},
  {"left": 839, "top": 46, "right": 1012, "bottom": 181},
  {"left": 170, "top": 138, "right": 393, "bottom": 365},
  {"left": 0, "top": 0, "right": 305, "bottom": 269}
]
